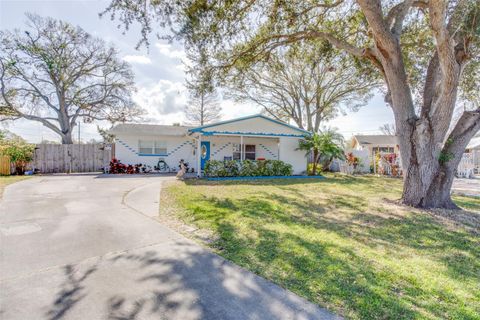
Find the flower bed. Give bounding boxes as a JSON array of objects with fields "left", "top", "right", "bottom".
[{"left": 204, "top": 159, "right": 293, "bottom": 177}]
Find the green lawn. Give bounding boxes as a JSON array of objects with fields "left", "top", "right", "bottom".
[
  {"left": 0, "top": 175, "right": 30, "bottom": 198},
  {"left": 161, "top": 174, "right": 480, "bottom": 320}
]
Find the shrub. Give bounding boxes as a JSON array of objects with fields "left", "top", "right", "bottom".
[
  {"left": 307, "top": 163, "right": 323, "bottom": 175},
  {"left": 223, "top": 160, "right": 240, "bottom": 176},
  {"left": 204, "top": 160, "right": 224, "bottom": 177},
  {"left": 239, "top": 159, "right": 257, "bottom": 176},
  {"left": 0, "top": 134, "right": 35, "bottom": 175},
  {"left": 256, "top": 160, "right": 272, "bottom": 176},
  {"left": 270, "top": 160, "right": 293, "bottom": 176},
  {"left": 204, "top": 159, "right": 293, "bottom": 177}
]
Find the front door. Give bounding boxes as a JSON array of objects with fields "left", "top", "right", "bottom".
[{"left": 200, "top": 141, "right": 210, "bottom": 170}]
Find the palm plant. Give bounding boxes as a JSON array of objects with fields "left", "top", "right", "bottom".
[{"left": 298, "top": 130, "right": 345, "bottom": 175}]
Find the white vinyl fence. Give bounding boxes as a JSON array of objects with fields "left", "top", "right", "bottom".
[{"left": 457, "top": 153, "right": 474, "bottom": 178}]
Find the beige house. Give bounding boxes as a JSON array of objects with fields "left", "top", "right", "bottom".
[
  {"left": 349, "top": 135, "right": 401, "bottom": 174},
  {"left": 352, "top": 135, "right": 400, "bottom": 158},
  {"left": 463, "top": 136, "right": 480, "bottom": 175}
]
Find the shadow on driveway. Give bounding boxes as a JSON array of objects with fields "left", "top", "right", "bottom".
[{"left": 43, "top": 241, "right": 337, "bottom": 320}]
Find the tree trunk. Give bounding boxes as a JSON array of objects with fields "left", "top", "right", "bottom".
[
  {"left": 312, "top": 149, "right": 319, "bottom": 175},
  {"left": 61, "top": 130, "right": 74, "bottom": 144},
  {"left": 401, "top": 161, "right": 458, "bottom": 209},
  {"left": 424, "top": 165, "right": 458, "bottom": 209}
]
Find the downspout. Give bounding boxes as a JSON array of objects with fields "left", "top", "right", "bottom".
[{"left": 240, "top": 135, "right": 244, "bottom": 161}]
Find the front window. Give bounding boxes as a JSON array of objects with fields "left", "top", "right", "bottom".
[
  {"left": 233, "top": 144, "right": 256, "bottom": 160},
  {"left": 373, "top": 147, "right": 394, "bottom": 154},
  {"left": 244, "top": 144, "right": 256, "bottom": 160},
  {"left": 139, "top": 140, "right": 167, "bottom": 155}
]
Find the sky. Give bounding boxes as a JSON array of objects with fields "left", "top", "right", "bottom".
[{"left": 0, "top": 0, "right": 395, "bottom": 143}]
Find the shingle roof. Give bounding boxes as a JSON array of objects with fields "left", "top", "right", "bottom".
[
  {"left": 109, "top": 123, "right": 193, "bottom": 136},
  {"left": 354, "top": 135, "right": 399, "bottom": 146}
]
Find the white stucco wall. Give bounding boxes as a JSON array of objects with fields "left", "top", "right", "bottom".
[
  {"left": 115, "top": 134, "right": 307, "bottom": 174},
  {"left": 115, "top": 134, "right": 196, "bottom": 172},
  {"left": 279, "top": 137, "right": 307, "bottom": 175},
  {"left": 114, "top": 116, "right": 309, "bottom": 175}
]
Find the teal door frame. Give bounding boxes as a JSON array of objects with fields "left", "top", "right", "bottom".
[{"left": 200, "top": 141, "right": 210, "bottom": 170}]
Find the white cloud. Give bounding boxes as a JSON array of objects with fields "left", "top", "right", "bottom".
[
  {"left": 123, "top": 55, "right": 152, "bottom": 64},
  {"left": 133, "top": 80, "right": 188, "bottom": 124},
  {"left": 175, "top": 63, "right": 187, "bottom": 72},
  {"left": 155, "top": 43, "right": 187, "bottom": 60},
  {"left": 220, "top": 99, "right": 262, "bottom": 120}
]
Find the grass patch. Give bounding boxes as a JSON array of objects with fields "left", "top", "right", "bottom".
[
  {"left": 0, "top": 175, "right": 30, "bottom": 198},
  {"left": 161, "top": 174, "right": 480, "bottom": 319}
]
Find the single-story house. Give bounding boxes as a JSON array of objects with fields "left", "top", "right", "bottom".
[
  {"left": 109, "top": 114, "right": 310, "bottom": 176},
  {"left": 462, "top": 136, "right": 480, "bottom": 176},
  {"left": 352, "top": 135, "right": 400, "bottom": 157},
  {"left": 350, "top": 135, "right": 401, "bottom": 173}
]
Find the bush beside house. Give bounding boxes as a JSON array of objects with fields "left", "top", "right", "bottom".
[
  {"left": 204, "top": 159, "right": 293, "bottom": 177},
  {"left": 0, "top": 131, "right": 35, "bottom": 175}
]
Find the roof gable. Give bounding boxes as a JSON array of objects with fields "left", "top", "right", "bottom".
[
  {"left": 189, "top": 114, "right": 309, "bottom": 137},
  {"left": 353, "top": 135, "right": 398, "bottom": 146}
]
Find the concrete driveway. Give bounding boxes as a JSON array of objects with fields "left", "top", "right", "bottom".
[
  {"left": 453, "top": 177, "right": 480, "bottom": 197},
  {"left": 0, "top": 175, "right": 337, "bottom": 320}
]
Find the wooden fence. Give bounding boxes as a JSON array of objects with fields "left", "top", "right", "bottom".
[
  {"left": 0, "top": 155, "right": 10, "bottom": 175},
  {"left": 32, "top": 144, "right": 114, "bottom": 173}
]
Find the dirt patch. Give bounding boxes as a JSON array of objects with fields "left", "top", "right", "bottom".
[
  {"left": 428, "top": 208, "right": 480, "bottom": 234},
  {"left": 382, "top": 198, "right": 480, "bottom": 235}
]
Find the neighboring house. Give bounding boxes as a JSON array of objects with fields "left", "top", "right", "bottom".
[
  {"left": 459, "top": 136, "right": 480, "bottom": 177},
  {"left": 350, "top": 135, "right": 401, "bottom": 173},
  {"left": 352, "top": 135, "right": 400, "bottom": 157},
  {"left": 109, "top": 114, "right": 309, "bottom": 176},
  {"left": 466, "top": 137, "right": 480, "bottom": 172}
]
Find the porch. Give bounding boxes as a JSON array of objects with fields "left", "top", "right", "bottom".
[
  {"left": 191, "top": 133, "right": 281, "bottom": 176},
  {"left": 187, "top": 114, "right": 309, "bottom": 176}
]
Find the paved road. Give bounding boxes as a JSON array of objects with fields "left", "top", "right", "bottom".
[
  {"left": 452, "top": 177, "right": 480, "bottom": 197},
  {"left": 0, "top": 175, "right": 338, "bottom": 320}
]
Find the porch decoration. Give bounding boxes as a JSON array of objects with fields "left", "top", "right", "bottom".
[
  {"left": 339, "top": 152, "right": 361, "bottom": 175},
  {"left": 373, "top": 152, "right": 402, "bottom": 177}
]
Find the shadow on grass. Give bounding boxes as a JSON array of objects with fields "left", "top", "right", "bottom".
[
  {"left": 183, "top": 192, "right": 480, "bottom": 319},
  {"left": 452, "top": 195, "right": 480, "bottom": 211}
]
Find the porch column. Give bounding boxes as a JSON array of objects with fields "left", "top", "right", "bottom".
[
  {"left": 240, "top": 135, "right": 244, "bottom": 161},
  {"left": 197, "top": 134, "right": 202, "bottom": 177},
  {"left": 277, "top": 139, "right": 280, "bottom": 160}
]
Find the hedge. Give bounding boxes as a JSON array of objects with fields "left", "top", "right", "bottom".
[{"left": 204, "top": 159, "right": 293, "bottom": 177}]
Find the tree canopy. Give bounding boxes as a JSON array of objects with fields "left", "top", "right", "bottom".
[
  {"left": 0, "top": 14, "right": 143, "bottom": 144},
  {"left": 103, "top": 0, "right": 480, "bottom": 209},
  {"left": 226, "top": 43, "right": 377, "bottom": 132}
]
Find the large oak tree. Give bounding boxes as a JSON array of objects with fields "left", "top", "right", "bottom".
[
  {"left": 103, "top": 0, "right": 480, "bottom": 209},
  {"left": 0, "top": 14, "right": 142, "bottom": 144},
  {"left": 226, "top": 43, "right": 376, "bottom": 132}
]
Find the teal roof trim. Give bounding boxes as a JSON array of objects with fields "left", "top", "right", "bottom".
[{"left": 198, "top": 131, "right": 304, "bottom": 137}]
